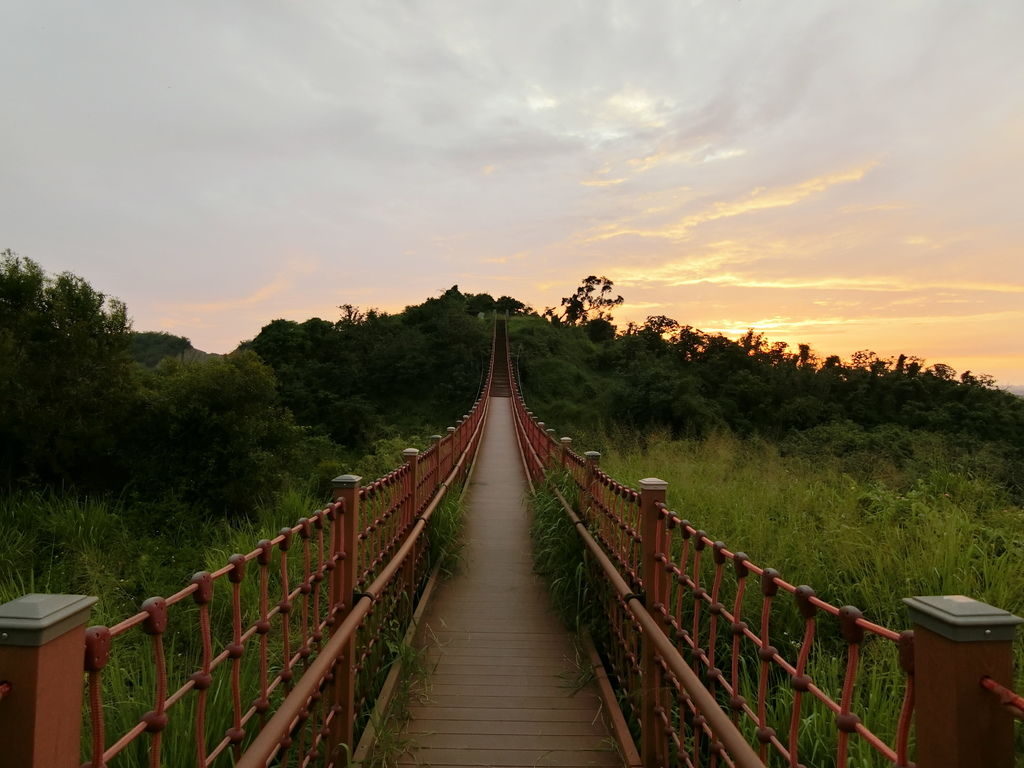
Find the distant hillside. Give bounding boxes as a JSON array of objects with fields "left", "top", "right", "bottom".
[
  {"left": 130, "top": 331, "right": 220, "bottom": 367},
  {"left": 1006, "top": 385, "right": 1024, "bottom": 398}
]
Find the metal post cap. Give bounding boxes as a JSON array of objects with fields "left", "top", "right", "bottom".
[
  {"left": 402, "top": 448, "right": 419, "bottom": 457},
  {"left": 639, "top": 478, "right": 669, "bottom": 491},
  {"left": 584, "top": 451, "right": 602, "bottom": 460},
  {"left": 429, "top": 435, "right": 443, "bottom": 441},
  {"left": 904, "top": 595, "right": 1024, "bottom": 642},
  {"left": 560, "top": 437, "right": 572, "bottom": 444},
  {"left": 0, "top": 593, "right": 98, "bottom": 647},
  {"left": 331, "top": 474, "right": 362, "bottom": 488}
]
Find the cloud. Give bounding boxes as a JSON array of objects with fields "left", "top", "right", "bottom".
[
  {"left": 2, "top": 2, "right": 1022, "bottom": 380},
  {"left": 584, "top": 163, "right": 878, "bottom": 243},
  {"left": 580, "top": 177, "right": 627, "bottom": 187},
  {"left": 617, "top": 272, "right": 1024, "bottom": 295}
]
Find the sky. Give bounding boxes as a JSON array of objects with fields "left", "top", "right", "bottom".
[{"left": 3, "top": 1, "right": 1022, "bottom": 385}]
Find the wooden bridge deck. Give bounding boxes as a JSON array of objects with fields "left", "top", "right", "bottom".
[{"left": 397, "top": 396, "right": 621, "bottom": 767}]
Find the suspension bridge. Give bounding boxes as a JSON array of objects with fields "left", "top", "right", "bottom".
[{"left": 0, "top": 318, "right": 1021, "bottom": 768}]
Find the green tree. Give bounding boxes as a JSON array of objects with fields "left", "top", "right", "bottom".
[
  {"left": 130, "top": 331, "right": 193, "bottom": 367},
  {"left": 128, "top": 352, "right": 305, "bottom": 514},
  {"left": 495, "top": 295, "right": 531, "bottom": 315},
  {"left": 544, "top": 275, "right": 624, "bottom": 326},
  {"left": 0, "top": 250, "right": 136, "bottom": 488}
]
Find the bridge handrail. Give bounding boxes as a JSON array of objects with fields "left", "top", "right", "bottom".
[
  {"left": 72, "top": 396, "right": 489, "bottom": 768},
  {"left": 504, "top": 321, "right": 1021, "bottom": 768},
  {"left": 235, "top": 403, "right": 488, "bottom": 767}
]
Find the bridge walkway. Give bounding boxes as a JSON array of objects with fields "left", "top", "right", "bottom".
[{"left": 396, "top": 395, "right": 621, "bottom": 767}]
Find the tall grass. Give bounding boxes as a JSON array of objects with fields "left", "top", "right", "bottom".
[
  {"left": 598, "top": 430, "right": 1024, "bottom": 629},
  {"left": 529, "top": 480, "right": 595, "bottom": 634}
]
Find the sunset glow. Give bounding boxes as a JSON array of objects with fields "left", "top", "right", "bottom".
[{"left": 2, "top": 1, "right": 1021, "bottom": 384}]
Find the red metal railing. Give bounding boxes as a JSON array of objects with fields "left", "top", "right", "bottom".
[
  {"left": 981, "top": 676, "right": 1024, "bottom": 721},
  {"left": 77, "top": 408, "right": 488, "bottom": 768},
  {"left": 506, "top": 324, "right": 1023, "bottom": 768}
]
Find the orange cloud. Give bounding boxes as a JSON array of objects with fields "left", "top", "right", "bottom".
[
  {"left": 615, "top": 271, "right": 1024, "bottom": 294},
  {"left": 581, "top": 177, "right": 628, "bottom": 187},
  {"left": 586, "top": 163, "right": 878, "bottom": 243}
]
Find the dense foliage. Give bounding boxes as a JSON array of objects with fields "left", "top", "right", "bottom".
[
  {"left": 1, "top": 250, "right": 137, "bottom": 490},
  {"left": 244, "top": 286, "right": 500, "bottom": 448},
  {"left": 0, "top": 255, "right": 493, "bottom": 517},
  {"left": 510, "top": 310, "right": 1024, "bottom": 500}
]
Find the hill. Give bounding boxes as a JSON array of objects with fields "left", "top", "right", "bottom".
[{"left": 130, "top": 331, "right": 220, "bottom": 367}]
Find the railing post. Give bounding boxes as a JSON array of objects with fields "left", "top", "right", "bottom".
[
  {"left": 446, "top": 426, "right": 456, "bottom": 475},
  {"left": 402, "top": 449, "right": 421, "bottom": 607},
  {"left": 429, "top": 435, "right": 442, "bottom": 491},
  {"left": 560, "top": 437, "right": 572, "bottom": 470},
  {"left": 403, "top": 448, "right": 420, "bottom": 527},
  {"left": 0, "top": 593, "right": 97, "bottom": 768},
  {"left": 639, "top": 478, "right": 669, "bottom": 768},
  {"left": 584, "top": 451, "right": 601, "bottom": 522},
  {"left": 904, "top": 595, "right": 1023, "bottom": 768},
  {"left": 331, "top": 474, "right": 362, "bottom": 762}
]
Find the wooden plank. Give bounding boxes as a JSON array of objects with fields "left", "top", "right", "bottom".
[
  {"left": 425, "top": 673, "right": 581, "bottom": 687},
  {"left": 405, "top": 720, "right": 608, "bottom": 736},
  {"left": 407, "top": 706, "right": 603, "bottom": 723},
  {"left": 419, "top": 694, "right": 601, "bottom": 710},
  {"left": 407, "top": 733, "right": 614, "bottom": 750},
  {"left": 396, "top": 747, "right": 621, "bottom": 766},
  {"left": 424, "top": 652, "right": 576, "bottom": 666},
  {"left": 424, "top": 683, "right": 595, "bottom": 697}
]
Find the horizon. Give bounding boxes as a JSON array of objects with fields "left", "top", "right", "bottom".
[
  {"left": 122, "top": 282, "right": 1024, "bottom": 391},
  {"left": 3, "top": 2, "right": 1021, "bottom": 385}
]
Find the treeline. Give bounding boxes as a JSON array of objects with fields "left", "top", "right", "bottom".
[
  {"left": 5, "top": 250, "right": 1021, "bottom": 511},
  {"left": 0, "top": 252, "right": 324, "bottom": 516},
  {"left": 509, "top": 310, "right": 1024, "bottom": 499},
  {"left": 0, "top": 253, "right": 492, "bottom": 518},
  {"left": 241, "top": 286, "right": 509, "bottom": 448}
]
